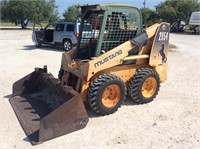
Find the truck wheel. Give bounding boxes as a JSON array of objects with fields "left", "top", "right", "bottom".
[
  {"left": 128, "top": 68, "right": 160, "bottom": 104},
  {"left": 36, "top": 43, "right": 42, "bottom": 48},
  {"left": 88, "top": 74, "right": 126, "bottom": 115},
  {"left": 195, "top": 26, "right": 200, "bottom": 34},
  {"left": 63, "top": 39, "right": 72, "bottom": 51}
]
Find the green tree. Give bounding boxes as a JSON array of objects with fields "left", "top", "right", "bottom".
[
  {"left": 156, "top": 0, "right": 200, "bottom": 24},
  {"left": 140, "top": 8, "right": 160, "bottom": 27},
  {"left": 63, "top": 5, "right": 81, "bottom": 22},
  {"left": 1, "top": 0, "right": 59, "bottom": 28},
  {"left": 31, "top": 0, "right": 59, "bottom": 23},
  {"left": 0, "top": 0, "right": 10, "bottom": 22},
  {"left": 43, "top": 0, "right": 59, "bottom": 23}
]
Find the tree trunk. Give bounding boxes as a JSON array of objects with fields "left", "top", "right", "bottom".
[
  {"left": 20, "top": 19, "right": 29, "bottom": 29},
  {"left": 14, "top": 20, "right": 17, "bottom": 26},
  {"left": 24, "top": 19, "right": 29, "bottom": 27},
  {"left": 21, "top": 22, "right": 26, "bottom": 29}
]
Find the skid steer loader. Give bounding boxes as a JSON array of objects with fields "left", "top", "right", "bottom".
[{"left": 10, "top": 4, "right": 170, "bottom": 145}]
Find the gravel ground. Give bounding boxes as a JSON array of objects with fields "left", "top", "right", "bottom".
[{"left": 0, "top": 30, "right": 200, "bottom": 149}]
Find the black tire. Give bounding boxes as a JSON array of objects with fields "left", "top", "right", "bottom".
[
  {"left": 88, "top": 74, "right": 126, "bottom": 115},
  {"left": 36, "top": 43, "right": 42, "bottom": 48},
  {"left": 58, "top": 67, "right": 64, "bottom": 80},
  {"left": 128, "top": 68, "right": 160, "bottom": 104},
  {"left": 63, "top": 39, "right": 72, "bottom": 51}
]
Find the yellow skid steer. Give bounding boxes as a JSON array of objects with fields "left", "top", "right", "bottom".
[{"left": 10, "top": 4, "right": 170, "bottom": 145}]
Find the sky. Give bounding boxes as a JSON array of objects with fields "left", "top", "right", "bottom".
[{"left": 56, "top": 0, "right": 163, "bottom": 18}]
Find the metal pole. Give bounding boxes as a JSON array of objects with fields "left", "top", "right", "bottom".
[{"left": 143, "top": 0, "right": 146, "bottom": 8}]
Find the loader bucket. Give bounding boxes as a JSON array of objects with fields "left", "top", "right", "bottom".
[{"left": 9, "top": 66, "right": 89, "bottom": 145}]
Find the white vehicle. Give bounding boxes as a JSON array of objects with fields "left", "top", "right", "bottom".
[
  {"left": 32, "top": 22, "right": 93, "bottom": 51},
  {"left": 189, "top": 12, "right": 200, "bottom": 34}
]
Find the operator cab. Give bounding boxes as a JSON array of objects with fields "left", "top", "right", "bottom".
[{"left": 75, "top": 4, "right": 143, "bottom": 60}]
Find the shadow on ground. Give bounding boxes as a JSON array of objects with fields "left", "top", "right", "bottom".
[
  {"left": 3, "top": 94, "right": 12, "bottom": 99},
  {"left": 22, "top": 45, "right": 65, "bottom": 52},
  {"left": 171, "top": 32, "right": 200, "bottom": 36},
  {"left": 86, "top": 98, "right": 139, "bottom": 118},
  {"left": 5, "top": 92, "right": 139, "bottom": 145},
  {"left": 5, "top": 92, "right": 138, "bottom": 119}
]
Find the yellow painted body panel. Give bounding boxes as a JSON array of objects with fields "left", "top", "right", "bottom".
[
  {"left": 60, "top": 23, "right": 169, "bottom": 103},
  {"left": 80, "top": 64, "right": 151, "bottom": 102},
  {"left": 87, "top": 41, "right": 133, "bottom": 80}
]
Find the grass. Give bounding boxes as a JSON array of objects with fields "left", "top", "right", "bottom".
[
  {"left": 169, "top": 43, "right": 177, "bottom": 49},
  {"left": 0, "top": 22, "right": 16, "bottom": 26},
  {"left": 41, "top": 22, "right": 48, "bottom": 27},
  {"left": 0, "top": 21, "right": 48, "bottom": 28},
  {"left": 169, "top": 43, "right": 177, "bottom": 52}
]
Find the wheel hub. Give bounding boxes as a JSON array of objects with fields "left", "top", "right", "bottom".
[
  {"left": 64, "top": 41, "right": 71, "bottom": 51},
  {"left": 102, "top": 84, "right": 121, "bottom": 108},
  {"left": 142, "top": 77, "right": 157, "bottom": 98}
]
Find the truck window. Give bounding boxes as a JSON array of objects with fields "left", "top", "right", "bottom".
[
  {"left": 66, "top": 24, "right": 75, "bottom": 31},
  {"left": 56, "top": 24, "right": 65, "bottom": 31},
  {"left": 79, "top": 24, "right": 93, "bottom": 31},
  {"left": 45, "top": 24, "right": 55, "bottom": 30}
]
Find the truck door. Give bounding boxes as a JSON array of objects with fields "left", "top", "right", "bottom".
[
  {"left": 44, "top": 24, "right": 55, "bottom": 42},
  {"left": 54, "top": 23, "right": 65, "bottom": 43}
]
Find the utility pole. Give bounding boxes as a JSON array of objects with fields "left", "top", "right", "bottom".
[{"left": 143, "top": 0, "right": 146, "bottom": 8}]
